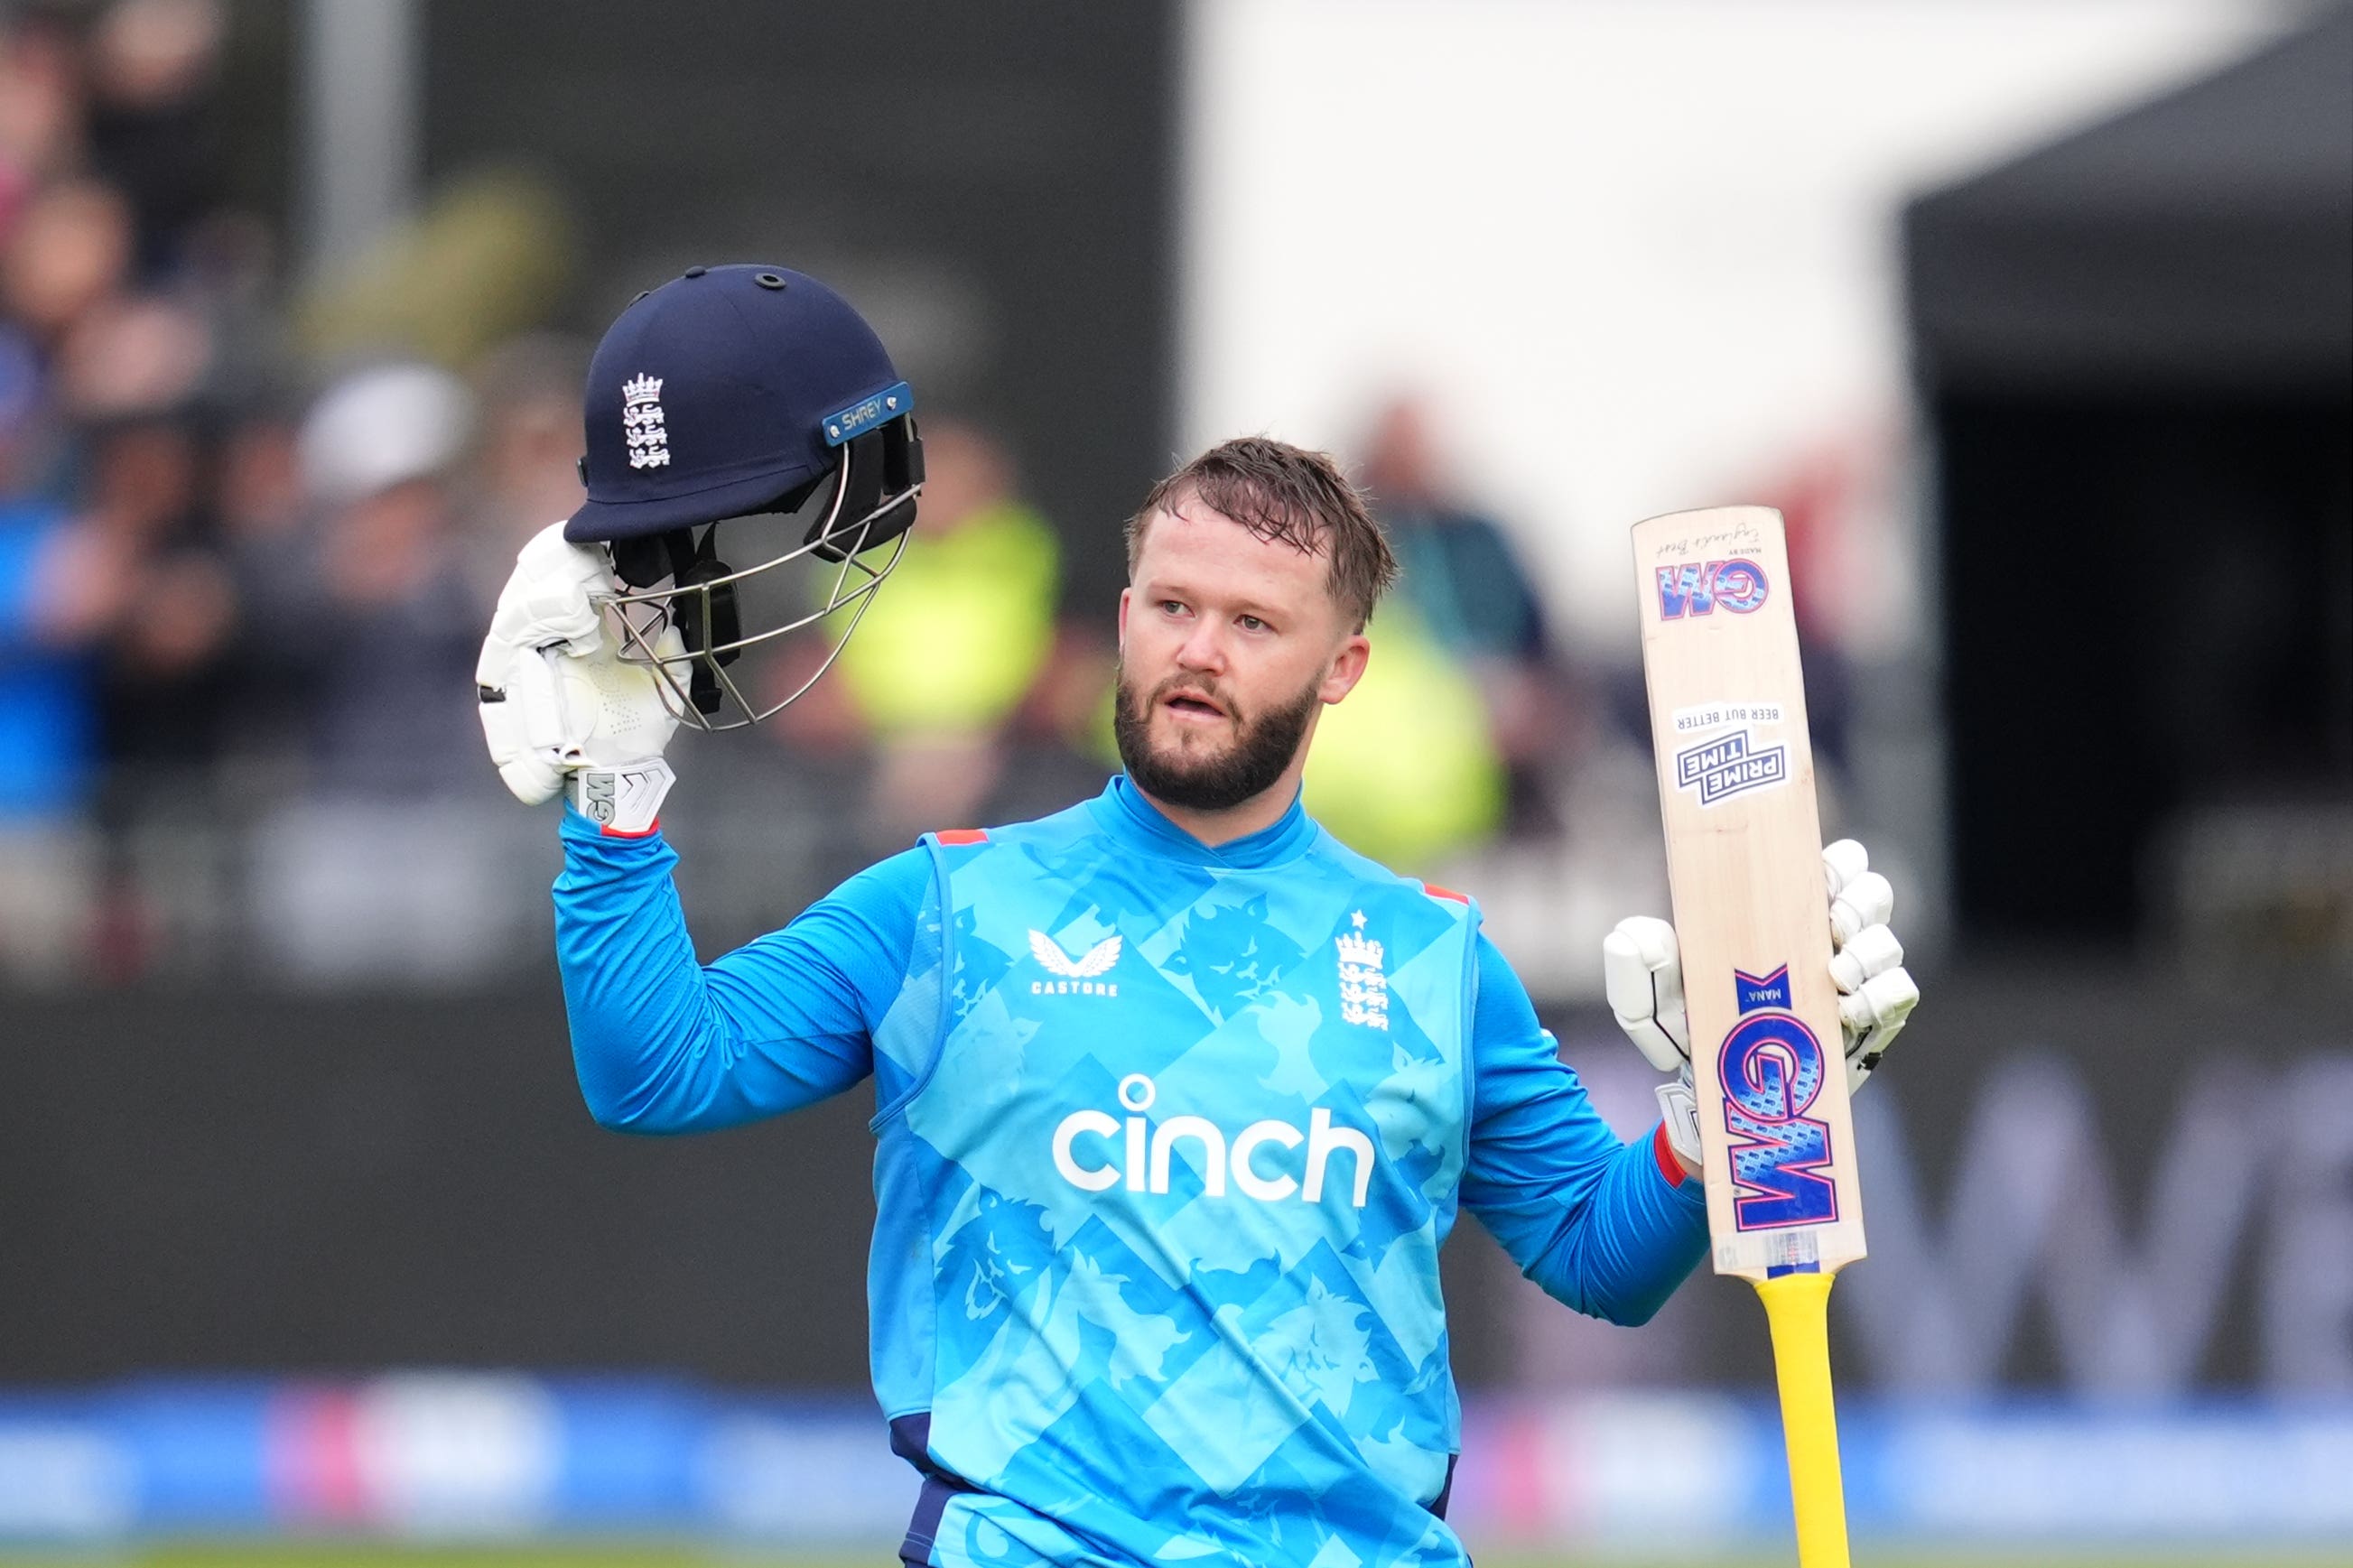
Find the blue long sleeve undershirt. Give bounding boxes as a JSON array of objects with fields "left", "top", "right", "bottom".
[{"left": 553, "top": 800, "right": 1707, "bottom": 1326}]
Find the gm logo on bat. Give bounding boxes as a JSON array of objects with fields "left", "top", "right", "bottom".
[
  {"left": 1717, "top": 965, "right": 1838, "bottom": 1230},
  {"left": 1656, "top": 557, "right": 1769, "bottom": 618}
]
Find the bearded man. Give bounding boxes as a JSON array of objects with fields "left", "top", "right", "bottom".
[{"left": 479, "top": 267, "right": 1918, "bottom": 1567}]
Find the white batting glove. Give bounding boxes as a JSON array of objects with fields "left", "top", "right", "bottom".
[
  {"left": 1602, "top": 914, "right": 1707, "bottom": 1174},
  {"left": 477, "top": 522, "right": 684, "bottom": 834},
  {"left": 1604, "top": 839, "right": 1921, "bottom": 1172},
  {"left": 1818, "top": 839, "right": 1920, "bottom": 1085}
]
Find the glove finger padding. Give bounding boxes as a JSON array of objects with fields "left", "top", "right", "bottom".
[
  {"left": 480, "top": 522, "right": 679, "bottom": 807},
  {"left": 1829, "top": 869, "right": 1894, "bottom": 947},
  {"left": 1604, "top": 915, "right": 1690, "bottom": 1073},
  {"left": 1822, "top": 838, "right": 1870, "bottom": 899},
  {"left": 477, "top": 522, "right": 619, "bottom": 715},
  {"left": 1839, "top": 967, "right": 1919, "bottom": 1091},
  {"left": 1608, "top": 840, "right": 1924, "bottom": 1100},
  {"left": 480, "top": 643, "right": 577, "bottom": 805},
  {"left": 1828, "top": 922, "right": 1904, "bottom": 992},
  {"left": 498, "top": 524, "right": 613, "bottom": 655}
]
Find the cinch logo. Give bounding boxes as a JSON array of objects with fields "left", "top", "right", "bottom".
[
  {"left": 1717, "top": 966, "right": 1838, "bottom": 1229},
  {"left": 1673, "top": 728, "right": 1789, "bottom": 807},
  {"left": 1657, "top": 558, "right": 1769, "bottom": 618},
  {"left": 1051, "top": 1074, "right": 1376, "bottom": 1208}
]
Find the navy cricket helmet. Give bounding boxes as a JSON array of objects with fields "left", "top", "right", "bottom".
[{"left": 566, "top": 263, "right": 923, "bottom": 728}]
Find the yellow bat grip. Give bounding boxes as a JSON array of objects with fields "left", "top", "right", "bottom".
[{"left": 1754, "top": 1271, "right": 1852, "bottom": 1568}]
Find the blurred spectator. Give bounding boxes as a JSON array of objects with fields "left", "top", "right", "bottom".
[
  {"left": 4, "top": 177, "right": 133, "bottom": 348},
  {"left": 46, "top": 280, "right": 232, "bottom": 776},
  {"left": 1, "top": 300, "right": 234, "bottom": 980},
  {"left": 84, "top": 0, "right": 226, "bottom": 275},
  {"left": 86, "top": 415, "right": 233, "bottom": 781},
  {"left": 0, "top": 6, "right": 586, "bottom": 986},
  {"left": 55, "top": 289, "right": 212, "bottom": 415},
  {"left": 79, "top": 413, "right": 235, "bottom": 979},
  {"left": 208, "top": 399, "right": 304, "bottom": 771},
  {"left": 0, "top": 331, "right": 93, "bottom": 975},
  {"left": 246, "top": 362, "right": 549, "bottom": 983},
  {"left": 282, "top": 361, "right": 482, "bottom": 797},
  {"left": 460, "top": 332, "right": 589, "bottom": 603},
  {"left": 0, "top": 11, "right": 86, "bottom": 215},
  {"left": 1753, "top": 441, "right": 1874, "bottom": 775},
  {"left": 1302, "top": 609, "right": 1504, "bottom": 872},
  {"left": 987, "top": 618, "right": 1117, "bottom": 824},
  {"left": 1361, "top": 396, "right": 1549, "bottom": 663},
  {"left": 1360, "top": 394, "right": 1570, "bottom": 834},
  {"left": 831, "top": 418, "right": 1061, "bottom": 837},
  {"left": 834, "top": 419, "right": 1058, "bottom": 738}
]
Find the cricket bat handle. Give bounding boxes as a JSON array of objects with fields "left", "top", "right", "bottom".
[{"left": 1753, "top": 1271, "right": 1853, "bottom": 1567}]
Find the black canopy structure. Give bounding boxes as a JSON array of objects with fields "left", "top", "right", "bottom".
[
  {"left": 1909, "top": 8, "right": 2351, "bottom": 390},
  {"left": 1906, "top": 11, "right": 2353, "bottom": 957}
]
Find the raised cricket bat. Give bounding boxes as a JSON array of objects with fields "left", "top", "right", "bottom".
[{"left": 1631, "top": 506, "right": 1865, "bottom": 1568}]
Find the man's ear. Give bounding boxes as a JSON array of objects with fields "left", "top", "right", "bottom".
[
  {"left": 1318, "top": 631, "right": 1371, "bottom": 705},
  {"left": 1117, "top": 586, "right": 1131, "bottom": 652}
]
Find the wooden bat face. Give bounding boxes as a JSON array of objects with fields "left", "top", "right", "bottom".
[{"left": 1631, "top": 506, "right": 1867, "bottom": 1282}]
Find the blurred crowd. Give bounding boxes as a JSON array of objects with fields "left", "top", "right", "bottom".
[
  {"left": 0, "top": 0, "right": 266, "bottom": 978},
  {"left": 0, "top": 0, "right": 578, "bottom": 981},
  {"left": 0, "top": 2, "right": 1652, "bottom": 990}
]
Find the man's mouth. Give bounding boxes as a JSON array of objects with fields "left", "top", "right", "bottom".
[{"left": 1163, "top": 691, "right": 1228, "bottom": 721}]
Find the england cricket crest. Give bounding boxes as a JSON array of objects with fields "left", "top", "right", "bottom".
[
  {"left": 622, "top": 373, "right": 669, "bottom": 469},
  {"left": 1335, "top": 912, "right": 1389, "bottom": 1031}
]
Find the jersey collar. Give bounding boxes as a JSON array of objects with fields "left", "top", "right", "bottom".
[{"left": 1091, "top": 774, "right": 1316, "bottom": 870}]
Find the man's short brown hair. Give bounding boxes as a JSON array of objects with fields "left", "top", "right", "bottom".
[{"left": 1126, "top": 436, "right": 1400, "bottom": 631}]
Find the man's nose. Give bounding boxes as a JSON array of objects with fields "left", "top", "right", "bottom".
[{"left": 1175, "top": 619, "right": 1226, "bottom": 673}]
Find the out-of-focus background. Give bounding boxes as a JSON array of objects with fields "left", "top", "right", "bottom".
[{"left": 0, "top": 0, "right": 2345, "bottom": 1563}]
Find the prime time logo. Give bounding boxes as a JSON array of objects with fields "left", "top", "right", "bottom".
[{"left": 1674, "top": 728, "right": 1789, "bottom": 806}]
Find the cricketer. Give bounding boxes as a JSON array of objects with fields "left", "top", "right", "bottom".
[{"left": 475, "top": 264, "right": 1921, "bottom": 1565}]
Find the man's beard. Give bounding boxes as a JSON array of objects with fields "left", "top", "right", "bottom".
[{"left": 1112, "top": 664, "right": 1321, "bottom": 813}]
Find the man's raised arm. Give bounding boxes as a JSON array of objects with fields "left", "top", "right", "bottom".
[
  {"left": 1459, "top": 934, "right": 1710, "bottom": 1327},
  {"left": 553, "top": 808, "right": 927, "bottom": 1133},
  {"left": 480, "top": 518, "right": 922, "bottom": 1135}
]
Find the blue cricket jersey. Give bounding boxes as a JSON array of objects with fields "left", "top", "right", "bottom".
[{"left": 555, "top": 775, "right": 1707, "bottom": 1565}]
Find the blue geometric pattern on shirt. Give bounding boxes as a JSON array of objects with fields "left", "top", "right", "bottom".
[
  {"left": 871, "top": 853, "right": 949, "bottom": 1109},
  {"left": 870, "top": 796, "right": 1479, "bottom": 1566},
  {"left": 948, "top": 902, "right": 1015, "bottom": 1029},
  {"left": 1159, "top": 891, "right": 1305, "bottom": 1022}
]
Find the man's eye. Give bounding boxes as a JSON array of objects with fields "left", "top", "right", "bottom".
[
  {"left": 1160, "top": 600, "right": 1187, "bottom": 616},
  {"left": 1238, "top": 615, "right": 1267, "bottom": 632}
]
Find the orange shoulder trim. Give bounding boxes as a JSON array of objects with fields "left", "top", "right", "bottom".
[
  {"left": 1423, "top": 883, "right": 1471, "bottom": 905},
  {"left": 935, "top": 828, "right": 990, "bottom": 846}
]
